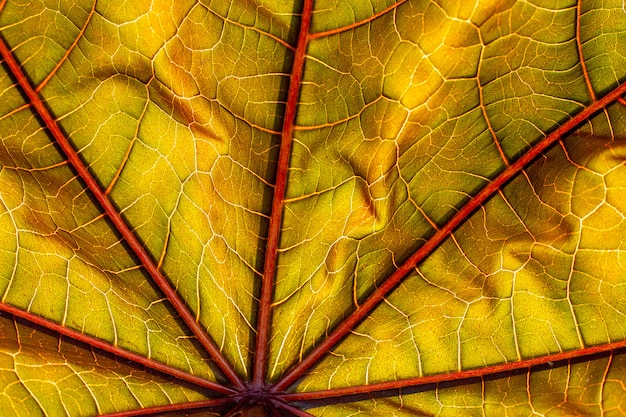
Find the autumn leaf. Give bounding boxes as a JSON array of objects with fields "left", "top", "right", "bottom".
[{"left": 1, "top": 0, "right": 626, "bottom": 415}]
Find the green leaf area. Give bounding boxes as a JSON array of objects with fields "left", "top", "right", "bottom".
[{"left": 1, "top": 0, "right": 626, "bottom": 416}]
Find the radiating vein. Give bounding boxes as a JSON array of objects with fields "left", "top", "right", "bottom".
[
  {"left": 274, "top": 400, "right": 317, "bottom": 417},
  {"left": 0, "top": 36, "right": 245, "bottom": 390},
  {"left": 251, "top": 0, "right": 314, "bottom": 389},
  {"left": 98, "top": 398, "right": 230, "bottom": 417},
  {"left": 0, "top": 302, "right": 235, "bottom": 395},
  {"left": 279, "top": 341, "right": 626, "bottom": 402}
]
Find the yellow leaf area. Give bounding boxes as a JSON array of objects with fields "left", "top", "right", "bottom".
[
  {"left": 0, "top": 0, "right": 294, "bottom": 384},
  {"left": 0, "top": 316, "right": 208, "bottom": 416},
  {"left": 270, "top": 0, "right": 626, "bottom": 396},
  {"left": 307, "top": 353, "right": 626, "bottom": 416},
  {"left": 0, "top": 0, "right": 625, "bottom": 415}
]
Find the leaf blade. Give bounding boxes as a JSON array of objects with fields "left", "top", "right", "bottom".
[{"left": 270, "top": 0, "right": 626, "bottom": 395}]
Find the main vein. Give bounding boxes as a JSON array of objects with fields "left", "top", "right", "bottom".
[
  {"left": 251, "top": 0, "right": 315, "bottom": 389},
  {"left": 279, "top": 340, "right": 626, "bottom": 401},
  {"left": 0, "top": 36, "right": 245, "bottom": 390},
  {"left": 98, "top": 398, "right": 231, "bottom": 417},
  {"left": 0, "top": 302, "right": 235, "bottom": 396}
]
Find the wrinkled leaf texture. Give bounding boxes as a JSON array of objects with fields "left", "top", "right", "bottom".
[{"left": 1, "top": 0, "right": 626, "bottom": 415}]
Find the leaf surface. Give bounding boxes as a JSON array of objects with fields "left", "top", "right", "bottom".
[{"left": 0, "top": 0, "right": 625, "bottom": 416}]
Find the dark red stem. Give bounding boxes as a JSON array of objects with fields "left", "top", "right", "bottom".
[
  {"left": 272, "top": 80, "right": 626, "bottom": 393},
  {"left": 0, "top": 36, "right": 245, "bottom": 390},
  {"left": 251, "top": 0, "right": 314, "bottom": 388}
]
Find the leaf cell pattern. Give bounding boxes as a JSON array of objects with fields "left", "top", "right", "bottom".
[{"left": 0, "top": 0, "right": 625, "bottom": 416}]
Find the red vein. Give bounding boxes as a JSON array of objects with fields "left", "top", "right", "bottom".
[
  {"left": 308, "top": 0, "right": 407, "bottom": 40},
  {"left": 575, "top": 0, "right": 596, "bottom": 102},
  {"left": 36, "top": 1, "right": 96, "bottom": 91},
  {"left": 99, "top": 398, "right": 231, "bottom": 417},
  {"left": 0, "top": 302, "right": 235, "bottom": 395},
  {"left": 0, "top": 36, "right": 245, "bottom": 390},
  {"left": 272, "top": 80, "right": 626, "bottom": 393},
  {"left": 279, "top": 340, "right": 626, "bottom": 402},
  {"left": 251, "top": 0, "right": 314, "bottom": 389},
  {"left": 273, "top": 400, "right": 316, "bottom": 417}
]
